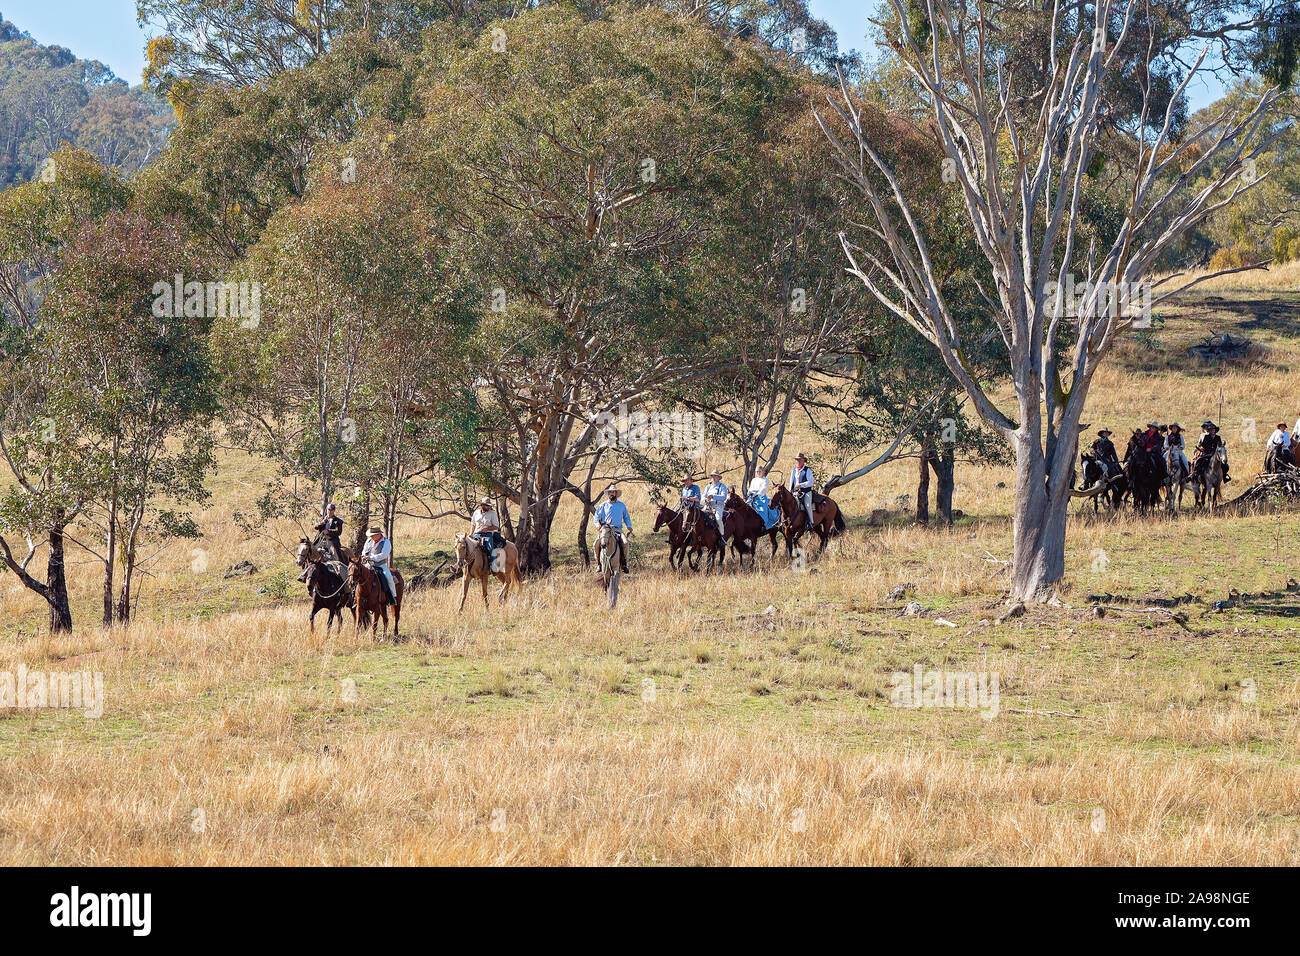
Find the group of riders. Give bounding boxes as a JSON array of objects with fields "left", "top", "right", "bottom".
[
  {"left": 300, "top": 453, "right": 817, "bottom": 594},
  {"left": 1083, "top": 416, "right": 1299, "bottom": 494},
  {"left": 1085, "top": 420, "right": 1232, "bottom": 490}
]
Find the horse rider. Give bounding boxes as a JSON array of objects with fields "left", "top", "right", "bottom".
[
  {"left": 1166, "top": 422, "right": 1190, "bottom": 475},
  {"left": 679, "top": 473, "right": 702, "bottom": 515},
  {"left": 747, "top": 465, "right": 777, "bottom": 528},
  {"left": 1138, "top": 421, "right": 1164, "bottom": 457},
  {"left": 703, "top": 469, "right": 728, "bottom": 536},
  {"left": 1192, "top": 420, "right": 1230, "bottom": 483},
  {"left": 1266, "top": 422, "right": 1293, "bottom": 470},
  {"left": 790, "top": 453, "right": 816, "bottom": 527},
  {"left": 469, "top": 496, "right": 507, "bottom": 568},
  {"left": 316, "top": 503, "right": 344, "bottom": 557},
  {"left": 299, "top": 502, "right": 344, "bottom": 581},
  {"left": 594, "top": 484, "right": 633, "bottom": 574},
  {"left": 360, "top": 526, "right": 397, "bottom": 605},
  {"left": 1091, "top": 429, "right": 1121, "bottom": 480}
]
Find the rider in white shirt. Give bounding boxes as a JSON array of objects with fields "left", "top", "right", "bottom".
[
  {"left": 360, "top": 526, "right": 396, "bottom": 604},
  {"left": 703, "top": 469, "right": 728, "bottom": 536},
  {"left": 790, "top": 453, "right": 815, "bottom": 527},
  {"left": 747, "top": 466, "right": 775, "bottom": 527},
  {"left": 1267, "top": 422, "right": 1293, "bottom": 469}
]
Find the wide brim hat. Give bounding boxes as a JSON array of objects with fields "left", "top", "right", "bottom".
[
  {"left": 367, "top": 526, "right": 384, "bottom": 535},
  {"left": 1147, "top": 421, "right": 1159, "bottom": 429},
  {"left": 606, "top": 485, "right": 621, "bottom": 496},
  {"left": 794, "top": 453, "right": 807, "bottom": 460},
  {"left": 1169, "top": 423, "right": 1181, "bottom": 430},
  {"left": 709, "top": 469, "right": 722, "bottom": 477},
  {"left": 1097, "top": 429, "right": 1112, "bottom": 437},
  {"left": 1203, "top": 420, "right": 1217, "bottom": 430}
]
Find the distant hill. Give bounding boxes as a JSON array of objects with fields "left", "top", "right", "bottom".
[{"left": 0, "top": 11, "right": 171, "bottom": 185}]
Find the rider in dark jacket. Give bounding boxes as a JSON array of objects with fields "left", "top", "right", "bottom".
[
  {"left": 1192, "top": 421, "right": 1230, "bottom": 483},
  {"left": 1091, "top": 429, "right": 1120, "bottom": 478}
]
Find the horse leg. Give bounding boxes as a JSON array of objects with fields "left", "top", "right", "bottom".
[
  {"left": 481, "top": 572, "right": 489, "bottom": 607},
  {"left": 459, "top": 572, "right": 471, "bottom": 612},
  {"left": 310, "top": 603, "right": 319, "bottom": 633}
]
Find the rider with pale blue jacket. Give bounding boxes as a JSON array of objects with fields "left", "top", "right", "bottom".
[{"left": 703, "top": 469, "right": 728, "bottom": 535}]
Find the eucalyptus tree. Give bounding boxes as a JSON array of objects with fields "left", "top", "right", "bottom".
[{"left": 821, "top": 0, "right": 1286, "bottom": 600}]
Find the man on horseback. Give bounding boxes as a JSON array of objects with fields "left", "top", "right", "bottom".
[
  {"left": 470, "top": 497, "right": 507, "bottom": 571},
  {"left": 1266, "top": 422, "right": 1293, "bottom": 471},
  {"left": 360, "top": 526, "right": 397, "bottom": 605},
  {"left": 679, "top": 474, "right": 701, "bottom": 512},
  {"left": 703, "top": 469, "right": 728, "bottom": 536},
  {"left": 1192, "top": 421, "right": 1230, "bottom": 483},
  {"left": 790, "top": 453, "right": 816, "bottom": 528},
  {"left": 315, "top": 503, "right": 344, "bottom": 558},
  {"left": 1091, "top": 429, "right": 1121, "bottom": 481},
  {"left": 594, "top": 485, "right": 633, "bottom": 574}
]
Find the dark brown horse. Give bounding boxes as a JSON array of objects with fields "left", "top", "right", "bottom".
[
  {"left": 722, "top": 491, "right": 780, "bottom": 568},
  {"left": 653, "top": 505, "right": 694, "bottom": 569},
  {"left": 348, "top": 559, "right": 403, "bottom": 639},
  {"left": 682, "top": 501, "right": 726, "bottom": 571},
  {"left": 1123, "top": 433, "right": 1165, "bottom": 513},
  {"left": 770, "top": 484, "right": 845, "bottom": 557},
  {"left": 303, "top": 559, "right": 354, "bottom": 632}
]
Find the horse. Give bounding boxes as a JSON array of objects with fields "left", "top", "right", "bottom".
[
  {"left": 1193, "top": 448, "right": 1226, "bottom": 510},
  {"left": 1123, "top": 434, "right": 1165, "bottom": 513},
  {"left": 347, "top": 558, "right": 403, "bottom": 639},
  {"left": 302, "top": 558, "right": 355, "bottom": 632},
  {"left": 1164, "top": 445, "right": 1191, "bottom": 513},
  {"left": 769, "top": 483, "right": 845, "bottom": 558},
  {"left": 453, "top": 532, "right": 521, "bottom": 611},
  {"left": 722, "top": 491, "right": 780, "bottom": 568},
  {"left": 681, "top": 501, "right": 726, "bottom": 571},
  {"left": 1076, "top": 453, "right": 1125, "bottom": 513},
  {"left": 652, "top": 504, "right": 693, "bottom": 570}
]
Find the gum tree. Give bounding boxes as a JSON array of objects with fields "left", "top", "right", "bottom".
[{"left": 821, "top": 0, "right": 1284, "bottom": 601}]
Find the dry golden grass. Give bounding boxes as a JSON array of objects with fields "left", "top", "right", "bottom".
[{"left": 3, "top": 287, "right": 1300, "bottom": 865}]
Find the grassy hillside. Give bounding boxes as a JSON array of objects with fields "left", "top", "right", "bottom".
[{"left": 1, "top": 284, "right": 1299, "bottom": 864}]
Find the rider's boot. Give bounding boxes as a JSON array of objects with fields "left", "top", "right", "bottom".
[{"left": 297, "top": 568, "right": 308, "bottom": 582}]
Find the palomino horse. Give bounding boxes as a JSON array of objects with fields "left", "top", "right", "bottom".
[
  {"left": 722, "top": 491, "right": 780, "bottom": 568},
  {"left": 652, "top": 504, "right": 693, "bottom": 569},
  {"left": 1193, "top": 448, "right": 1226, "bottom": 510},
  {"left": 453, "top": 533, "right": 521, "bottom": 611},
  {"left": 1123, "top": 434, "right": 1165, "bottom": 513},
  {"left": 681, "top": 501, "right": 726, "bottom": 571},
  {"left": 769, "top": 484, "right": 845, "bottom": 557},
  {"left": 1164, "top": 446, "right": 1191, "bottom": 513},
  {"left": 347, "top": 558, "right": 403, "bottom": 639}
]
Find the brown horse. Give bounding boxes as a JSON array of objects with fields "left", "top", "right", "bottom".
[
  {"left": 1123, "top": 432, "right": 1165, "bottom": 513},
  {"left": 348, "top": 559, "right": 403, "bottom": 639},
  {"left": 453, "top": 533, "right": 522, "bottom": 611},
  {"left": 769, "top": 483, "right": 845, "bottom": 557},
  {"left": 682, "top": 501, "right": 726, "bottom": 571},
  {"left": 652, "top": 505, "right": 693, "bottom": 569},
  {"left": 722, "top": 491, "right": 780, "bottom": 568}
]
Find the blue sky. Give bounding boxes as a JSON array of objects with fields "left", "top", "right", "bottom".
[{"left": 2, "top": 0, "right": 1223, "bottom": 107}]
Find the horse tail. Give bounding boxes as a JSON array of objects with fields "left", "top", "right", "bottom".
[{"left": 832, "top": 509, "right": 846, "bottom": 536}]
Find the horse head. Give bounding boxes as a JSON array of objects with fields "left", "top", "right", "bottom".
[
  {"left": 296, "top": 539, "right": 313, "bottom": 568},
  {"left": 652, "top": 505, "right": 676, "bottom": 533}
]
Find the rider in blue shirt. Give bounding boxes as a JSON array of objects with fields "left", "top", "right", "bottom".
[
  {"left": 679, "top": 474, "right": 701, "bottom": 510},
  {"left": 594, "top": 485, "right": 633, "bottom": 572}
]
